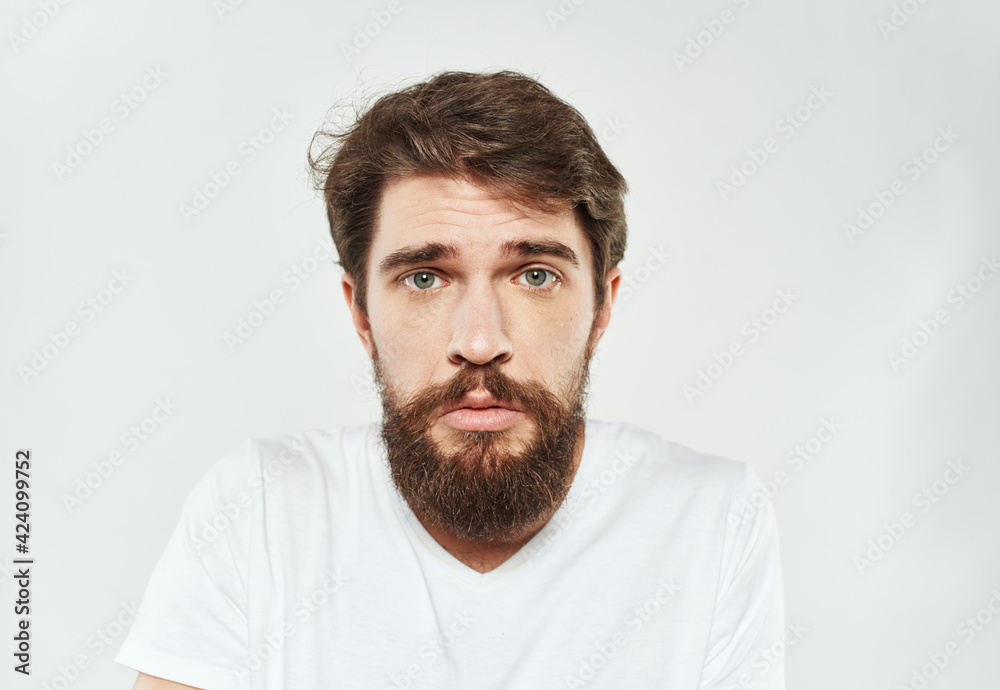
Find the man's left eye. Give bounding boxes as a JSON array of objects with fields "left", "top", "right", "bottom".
[{"left": 519, "top": 268, "right": 557, "bottom": 288}]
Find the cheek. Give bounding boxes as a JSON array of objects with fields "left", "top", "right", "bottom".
[
  {"left": 544, "top": 309, "right": 592, "bottom": 357},
  {"left": 516, "top": 309, "right": 593, "bottom": 385},
  {"left": 370, "top": 304, "right": 447, "bottom": 384}
]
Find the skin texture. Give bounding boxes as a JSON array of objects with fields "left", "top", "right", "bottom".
[{"left": 343, "top": 174, "right": 621, "bottom": 573}]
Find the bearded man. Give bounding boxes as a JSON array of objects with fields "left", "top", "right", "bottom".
[{"left": 117, "top": 70, "right": 786, "bottom": 690}]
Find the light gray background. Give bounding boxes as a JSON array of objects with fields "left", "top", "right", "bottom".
[{"left": 2, "top": 0, "right": 999, "bottom": 687}]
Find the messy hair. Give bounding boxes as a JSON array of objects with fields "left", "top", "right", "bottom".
[{"left": 307, "top": 70, "right": 628, "bottom": 316}]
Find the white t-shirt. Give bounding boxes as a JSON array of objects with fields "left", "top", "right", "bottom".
[{"left": 115, "top": 418, "right": 785, "bottom": 689}]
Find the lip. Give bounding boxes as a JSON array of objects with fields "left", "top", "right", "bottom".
[
  {"left": 440, "top": 389, "right": 526, "bottom": 415},
  {"left": 439, "top": 388, "right": 526, "bottom": 431},
  {"left": 440, "top": 407, "right": 524, "bottom": 432}
]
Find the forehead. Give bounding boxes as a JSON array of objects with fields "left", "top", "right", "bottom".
[{"left": 370, "top": 175, "right": 591, "bottom": 273}]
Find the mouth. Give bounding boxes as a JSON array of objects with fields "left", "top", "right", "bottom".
[
  {"left": 439, "top": 389, "right": 526, "bottom": 431},
  {"left": 440, "top": 406, "right": 524, "bottom": 432}
]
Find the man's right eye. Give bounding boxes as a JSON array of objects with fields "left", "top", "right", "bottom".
[{"left": 402, "top": 272, "right": 441, "bottom": 291}]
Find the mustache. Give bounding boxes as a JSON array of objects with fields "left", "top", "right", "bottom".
[{"left": 381, "top": 362, "right": 566, "bottom": 433}]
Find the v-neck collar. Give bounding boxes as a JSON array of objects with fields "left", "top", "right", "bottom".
[{"left": 368, "top": 418, "right": 604, "bottom": 591}]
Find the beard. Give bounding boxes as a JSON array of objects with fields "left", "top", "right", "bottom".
[{"left": 373, "top": 329, "right": 597, "bottom": 545}]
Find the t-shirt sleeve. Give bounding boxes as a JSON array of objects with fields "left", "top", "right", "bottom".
[
  {"left": 699, "top": 463, "right": 787, "bottom": 690},
  {"left": 114, "top": 440, "right": 256, "bottom": 690}
]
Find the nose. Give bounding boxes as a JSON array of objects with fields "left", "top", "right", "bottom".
[{"left": 446, "top": 279, "right": 513, "bottom": 367}]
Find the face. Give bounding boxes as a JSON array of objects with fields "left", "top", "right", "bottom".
[{"left": 342, "top": 174, "right": 620, "bottom": 544}]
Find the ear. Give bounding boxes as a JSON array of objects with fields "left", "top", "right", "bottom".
[
  {"left": 590, "top": 267, "right": 621, "bottom": 350},
  {"left": 342, "top": 273, "right": 375, "bottom": 359}
]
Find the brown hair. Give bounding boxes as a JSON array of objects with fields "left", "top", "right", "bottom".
[{"left": 307, "top": 70, "right": 628, "bottom": 317}]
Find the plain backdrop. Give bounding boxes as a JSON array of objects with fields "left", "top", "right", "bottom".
[{"left": 2, "top": 0, "right": 999, "bottom": 687}]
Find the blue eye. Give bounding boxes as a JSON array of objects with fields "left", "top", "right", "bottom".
[
  {"left": 402, "top": 268, "right": 559, "bottom": 292},
  {"left": 406, "top": 272, "right": 437, "bottom": 290},
  {"left": 520, "top": 268, "right": 556, "bottom": 288}
]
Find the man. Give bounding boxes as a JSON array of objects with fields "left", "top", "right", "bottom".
[{"left": 116, "top": 70, "right": 785, "bottom": 689}]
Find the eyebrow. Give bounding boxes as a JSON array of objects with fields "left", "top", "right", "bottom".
[{"left": 377, "top": 238, "right": 580, "bottom": 276}]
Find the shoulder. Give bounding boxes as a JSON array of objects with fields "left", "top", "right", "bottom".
[
  {"left": 189, "top": 421, "right": 374, "bottom": 504},
  {"left": 587, "top": 418, "right": 760, "bottom": 508}
]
